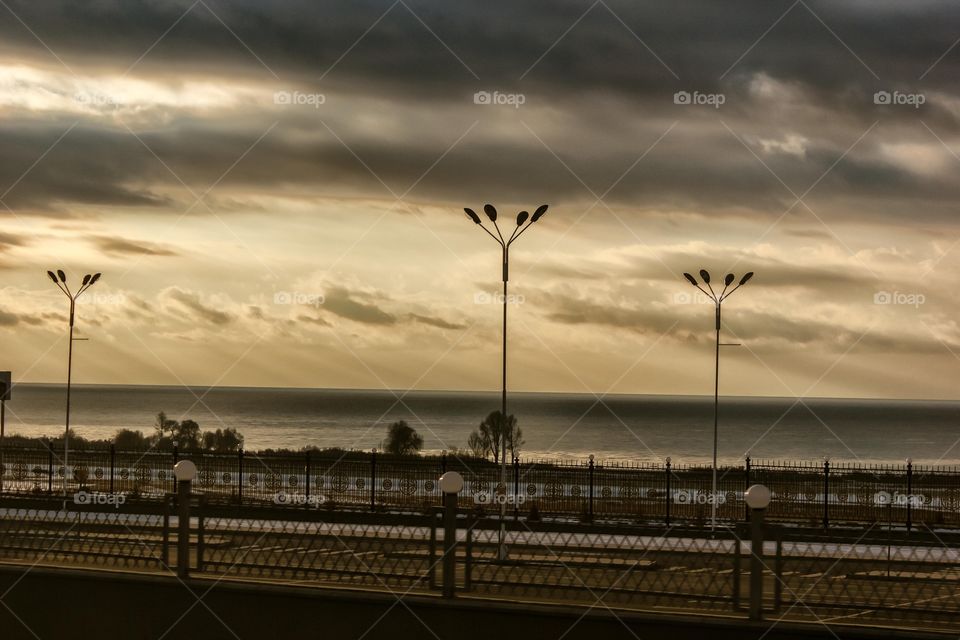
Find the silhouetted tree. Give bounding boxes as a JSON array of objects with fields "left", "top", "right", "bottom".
[
  {"left": 468, "top": 411, "right": 523, "bottom": 463},
  {"left": 384, "top": 420, "right": 424, "bottom": 455},
  {"left": 202, "top": 427, "right": 244, "bottom": 452},
  {"left": 114, "top": 428, "right": 149, "bottom": 450}
]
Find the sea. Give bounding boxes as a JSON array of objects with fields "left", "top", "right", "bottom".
[{"left": 1, "top": 384, "right": 958, "bottom": 466}]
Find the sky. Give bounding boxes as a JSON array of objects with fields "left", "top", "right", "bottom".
[{"left": 2, "top": 0, "right": 960, "bottom": 399}]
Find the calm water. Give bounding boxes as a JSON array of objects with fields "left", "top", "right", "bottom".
[{"left": 1, "top": 384, "right": 959, "bottom": 465}]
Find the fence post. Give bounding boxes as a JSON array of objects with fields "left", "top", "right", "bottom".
[
  {"left": 46, "top": 439, "right": 53, "bottom": 493},
  {"left": 744, "top": 456, "right": 751, "bottom": 522},
  {"left": 305, "top": 450, "right": 311, "bottom": 503},
  {"left": 745, "top": 485, "right": 771, "bottom": 621},
  {"left": 439, "top": 472, "right": 463, "bottom": 599},
  {"left": 428, "top": 509, "right": 438, "bottom": 590},
  {"left": 513, "top": 457, "right": 520, "bottom": 519},
  {"left": 665, "top": 457, "right": 671, "bottom": 526},
  {"left": 822, "top": 459, "right": 830, "bottom": 531},
  {"left": 173, "top": 460, "right": 195, "bottom": 579},
  {"left": 370, "top": 449, "right": 377, "bottom": 511},
  {"left": 588, "top": 455, "right": 595, "bottom": 523},
  {"left": 906, "top": 458, "right": 913, "bottom": 532},
  {"left": 109, "top": 444, "right": 115, "bottom": 493},
  {"left": 237, "top": 448, "right": 244, "bottom": 505},
  {"left": 172, "top": 444, "right": 179, "bottom": 493}
]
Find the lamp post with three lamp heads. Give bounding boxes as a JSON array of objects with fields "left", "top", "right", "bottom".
[
  {"left": 682, "top": 269, "right": 753, "bottom": 531},
  {"left": 47, "top": 269, "right": 102, "bottom": 502},
  {"left": 463, "top": 203, "right": 548, "bottom": 561}
]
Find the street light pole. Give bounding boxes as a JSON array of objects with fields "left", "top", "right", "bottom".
[
  {"left": 682, "top": 269, "right": 753, "bottom": 531},
  {"left": 464, "top": 203, "right": 548, "bottom": 561},
  {"left": 47, "top": 270, "right": 101, "bottom": 505}
]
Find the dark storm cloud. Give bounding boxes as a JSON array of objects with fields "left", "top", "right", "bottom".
[
  {"left": 164, "top": 287, "right": 233, "bottom": 325},
  {"left": 408, "top": 313, "right": 466, "bottom": 330},
  {"left": 321, "top": 286, "right": 396, "bottom": 325},
  {"left": 2, "top": 1, "right": 960, "bottom": 219},
  {"left": 90, "top": 235, "right": 178, "bottom": 256}
]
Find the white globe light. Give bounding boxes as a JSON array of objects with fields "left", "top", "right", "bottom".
[
  {"left": 438, "top": 471, "right": 464, "bottom": 494},
  {"left": 744, "top": 484, "right": 771, "bottom": 510},
  {"left": 173, "top": 460, "right": 197, "bottom": 482}
]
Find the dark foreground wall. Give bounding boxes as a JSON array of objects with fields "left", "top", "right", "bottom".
[{"left": 0, "top": 566, "right": 946, "bottom": 640}]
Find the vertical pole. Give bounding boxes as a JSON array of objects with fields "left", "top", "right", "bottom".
[
  {"left": 744, "top": 456, "right": 751, "bottom": 523},
  {"left": 0, "top": 398, "right": 5, "bottom": 494},
  {"left": 906, "top": 459, "right": 913, "bottom": 532},
  {"left": 197, "top": 496, "right": 205, "bottom": 572},
  {"left": 513, "top": 457, "right": 519, "bottom": 520},
  {"left": 823, "top": 459, "right": 830, "bottom": 531},
  {"left": 749, "top": 506, "right": 766, "bottom": 621},
  {"left": 109, "top": 444, "right": 115, "bottom": 493},
  {"left": 177, "top": 477, "right": 191, "bottom": 579},
  {"left": 64, "top": 298, "right": 76, "bottom": 503},
  {"left": 428, "top": 510, "right": 438, "bottom": 590},
  {"left": 370, "top": 449, "right": 377, "bottom": 511},
  {"left": 712, "top": 301, "right": 721, "bottom": 532},
  {"left": 47, "top": 438, "right": 53, "bottom": 493},
  {"left": 305, "top": 450, "right": 311, "bottom": 502},
  {"left": 665, "top": 458, "right": 672, "bottom": 526},
  {"left": 172, "top": 445, "right": 179, "bottom": 493},
  {"left": 499, "top": 246, "right": 508, "bottom": 561},
  {"left": 237, "top": 448, "right": 244, "bottom": 505},
  {"left": 464, "top": 516, "right": 473, "bottom": 591},
  {"left": 162, "top": 496, "right": 170, "bottom": 568},
  {"left": 443, "top": 489, "right": 458, "bottom": 598},
  {"left": 588, "top": 455, "right": 595, "bottom": 523}
]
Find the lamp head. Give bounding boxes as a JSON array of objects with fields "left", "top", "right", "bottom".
[
  {"left": 699, "top": 269, "right": 711, "bottom": 284},
  {"left": 531, "top": 204, "right": 548, "bottom": 222},
  {"left": 47, "top": 270, "right": 58, "bottom": 284},
  {"left": 173, "top": 460, "right": 197, "bottom": 482},
  {"left": 57, "top": 270, "right": 66, "bottom": 283},
  {"left": 82, "top": 274, "right": 91, "bottom": 286},
  {"left": 683, "top": 272, "right": 698, "bottom": 286},
  {"left": 744, "top": 484, "right": 771, "bottom": 510},
  {"left": 91, "top": 273, "right": 102, "bottom": 284},
  {"left": 516, "top": 211, "right": 529, "bottom": 226},
  {"left": 483, "top": 204, "right": 497, "bottom": 222},
  {"left": 438, "top": 471, "right": 464, "bottom": 494},
  {"left": 724, "top": 273, "right": 735, "bottom": 286},
  {"left": 739, "top": 271, "right": 754, "bottom": 285},
  {"left": 464, "top": 207, "right": 481, "bottom": 224}
]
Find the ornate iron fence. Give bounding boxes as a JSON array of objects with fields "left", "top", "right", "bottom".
[{"left": 2, "top": 446, "right": 959, "bottom": 527}]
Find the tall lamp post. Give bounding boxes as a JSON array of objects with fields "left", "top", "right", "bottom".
[
  {"left": 682, "top": 269, "right": 753, "bottom": 531},
  {"left": 463, "top": 202, "right": 548, "bottom": 561},
  {"left": 47, "top": 269, "right": 101, "bottom": 502}
]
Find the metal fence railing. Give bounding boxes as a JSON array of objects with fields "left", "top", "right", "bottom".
[{"left": 2, "top": 446, "right": 960, "bottom": 527}]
